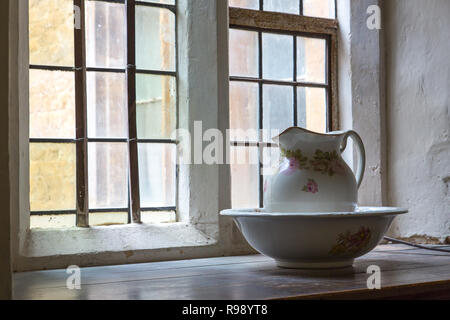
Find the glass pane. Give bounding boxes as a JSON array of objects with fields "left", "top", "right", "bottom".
[
  {"left": 88, "top": 143, "right": 129, "bottom": 209},
  {"left": 136, "top": 6, "right": 176, "bottom": 71},
  {"left": 30, "top": 214, "right": 76, "bottom": 229},
  {"left": 263, "top": 85, "right": 293, "bottom": 140},
  {"left": 86, "top": 1, "right": 126, "bottom": 69},
  {"left": 140, "top": 0, "right": 175, "bottom": 4},
  {"left": 229, "top": 0, "right": 259, "bottom": 10},
  {"left": 89, "top": 212, "right": 128, "bottom": 226},
  {"left": 229, "top": 82, "right": 259, "bottom": 142},
  {"left": 29, "top": 0, "right": 74, "bottom": 66},
  {"left": 138, "top": 144, "right": 176, "bottom": 208},
  {"left": 136, "top": 74, "right": 176, "bottom": 139},
  {"left": 229, "top": 29, "right": 259, "bottom": 78},
  {"left": 297, "top": 37, "right": 326, "bottom": 84},
  {"left": 30, "top": 70, "right": 75, "bottom": 139},
  {"left": 297, "top": 87, "right": 327, "bottom": 133},
  {"left": 303, "top": 0, "right": 336, "bottom": 19},
  {"left": 230, "top": 146, "right": 259, "bottom": 209},
  {"left": 30, "top": 143, "right": 76, "bottom": 211},
  {"left": 261, "top": 146, "right": 280, "bottom": 177},
  {"left": 141, "top": 211, "right": 176, "bottom": 224},
  {"left": 264, "top": 0, "right": 300, "bottom": 14},
  {"left": 262, "top": 33, "right": 293, "bottom": 81},
  {"left": 87, "top": 72, "right": 128, "bottom": 139}
]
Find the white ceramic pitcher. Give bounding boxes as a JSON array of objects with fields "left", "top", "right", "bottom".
[{"left": 264, "top": 127, "right": 366, "bottom": 213}]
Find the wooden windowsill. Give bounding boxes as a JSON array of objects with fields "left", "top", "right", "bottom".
[{"left": 13, "top": 244, "right": 450, "bottom": 300}]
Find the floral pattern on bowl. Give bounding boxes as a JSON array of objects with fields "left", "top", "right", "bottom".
[{"left": 329, "top": 226, "right": 371, "bottom": 255}]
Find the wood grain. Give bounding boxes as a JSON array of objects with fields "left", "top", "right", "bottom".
[
  {"left": 13, "top": 245, "right": 450, "bottom": 300},
  {"left": 229, "top": 8, "right": 338, "bottom": 35}
]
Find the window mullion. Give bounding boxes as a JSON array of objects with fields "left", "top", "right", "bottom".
[
  {"left": 74, "top": 0, "right": 89, "bottom": 227},
  {"left": 126, "top": 0, "right": 141, "bottom": 223}
]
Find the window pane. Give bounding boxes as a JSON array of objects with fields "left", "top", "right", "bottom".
[
  {"left": 136, "top": 74, "right": 176, "bottom": 139},
  {"left": 263, "top": 85, "right": 293, "bottom": 140},
  {"left": 88, "top": 143, "right": 129, "bottom": 209},
  {"left": 303, "top": 0, "right": 335, "bottom": 19},
  {"left": 29, "top": 0, "right": 74, "bottom": 66},
  {"left": 229, "top": 0, "right": 260, "bottom": 11},
  {"left": 136, "top": 6, "right": 176, "bottom": 71},
  {"left": 31, "top": 214, "right": 76, "bottom": 229},
  {"left": 229, "top": 29, "right": 259, "bottom": 78},
  {"left": 297, "top": 37, "right": 326, "bottom": 84},
  {"left": 297, "top": 87, "right": 327, "bottom": 133},
  {"left": 262, "top": 33, "right": 293, "bottom": 81},
  {"left": 30, "top": 70, "right": 75, "bottom": 139},
  {"left": 138, "top": 144, "right": 176, "bottom": 208},
  {"left": 30, "top": 143, "right": 76, "bottom": 211},
  {"left": 264, "top": 0, "right": 300, "bottom": 14},
  {"left": 140, "top": 0, "right": 175, "bottom": 4},
  {"left": 87, "top": 72, "right": 128, "bottom": 139},
  {"left": 89, "top": 212, "right": 128, "bottom": 226},
  {"left": 229, "top": 82, "right": 259, "bottom": 142},
  {"left": 230, "top": 146, "right": 259, "bottom": 209},
  {"left": 86, "top": 1, "right": 126, "bottom": 69},
  {"left": 141, "top": 211, "right": 176, "bottom": 224}
]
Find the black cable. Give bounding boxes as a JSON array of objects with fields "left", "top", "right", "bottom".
[{"left": 384, "top": 236, "right": 450, "bottom": 253}]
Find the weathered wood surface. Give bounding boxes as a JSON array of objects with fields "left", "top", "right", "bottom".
[
  {"left": 13, "top": 244, "right": 450, "bottom": 300},
  {"left": 229, "top": 7, "right": 338, "bottom": 35}
]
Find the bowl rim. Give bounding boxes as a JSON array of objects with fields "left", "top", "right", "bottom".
[{"left": 220, "top": 206, "right": 408, "bottom": 218}]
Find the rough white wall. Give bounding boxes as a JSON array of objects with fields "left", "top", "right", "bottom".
[
  {"left": 385, "top": 0, "right": 450, "bottom": 241},
  {"left": 337, "top": 0, "right": 386, "bottom": 207}
]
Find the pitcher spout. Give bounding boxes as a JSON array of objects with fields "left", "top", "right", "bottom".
[{"left": 274, "top": 127, "right": 344, "bottom": 154}]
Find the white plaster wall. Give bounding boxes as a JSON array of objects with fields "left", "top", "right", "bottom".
[
  {"left": 337, "top": 0, "right": 386, "bottom": 207},
  {"left": 385, "top": 0, "right": 450, "bottom": 241}
]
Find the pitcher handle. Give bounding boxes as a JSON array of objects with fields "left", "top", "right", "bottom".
[{"left": 340, "top": 130, "right": 366, "bottom": 189}]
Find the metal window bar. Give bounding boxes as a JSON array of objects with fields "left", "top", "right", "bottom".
[
  {"left": 30, "top": 206, "right": 177, "bottom": 216},
  {"left": 74, "top": 0, "right": 89, "bottom": 227},
  {"left": 126, "top": 0, "right": 141, "bottom": 223},
  {"left": 29, "top": 0, "right": 179, "bottom": 224}
]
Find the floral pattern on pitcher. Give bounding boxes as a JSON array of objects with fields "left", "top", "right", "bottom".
[
  {"left": 280, "top": 148, "right": 309, "bottom": 170},
  {"left": 329, "top": 227, "right": 371, "bottom": 255},
  {"left": 280, "top": 148, "right": 347, "bottom": 177},
  {"left": 310, "top": 150, "right": 346, "bottom": 176},
  {"left": 302, "top": 179, "right": 319, "bottom": 194}
]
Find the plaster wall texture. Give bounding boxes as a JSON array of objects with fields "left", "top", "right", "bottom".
[
  {"left": 385, "top": 0, "right": 450, "bottom": 241},
  {"left": 337, "top": 0, "right": 386, "bottom": 207}
]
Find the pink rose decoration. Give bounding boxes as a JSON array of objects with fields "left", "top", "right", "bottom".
[
  {"left": 303, "top": 179, "right": 319, "bottom": 194},
  {"left": 280, "top": 158, "right": 299, "bottom": 176}
]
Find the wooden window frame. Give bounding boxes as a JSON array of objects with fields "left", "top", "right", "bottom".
[
  {"left": 229, "top": 5, "right": 338, "bottom": 207},
  {"left": 29, "top": 0, "right": 178, "bottom": 227}
]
